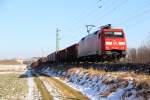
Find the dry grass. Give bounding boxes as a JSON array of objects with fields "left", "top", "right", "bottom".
[
  {"left": 0, "top": 74, "right": 28, "bottom": 100},
  {"left": 133, "top": 78, "right": 150, "bottom": 90},
  {"left": 0, "top": 60, "right": 21, "bottom": 65},
  {"left": 68, "top": 67, "right": 150, "bottom": 82},
  {"left": 100, "top": 91, "right": 110, "bottom": 97},
  {"left": 68, "top": 67, "right": 110, "bottom": 76},
  {"left": 34, "top": 77, "right": 53, "bottom": 100},
  {"left": 0, "top": 65, "right": 26, "bottom": 73},
  {"left": 46, "top": 76, "right": 89, "bottom": 100}
]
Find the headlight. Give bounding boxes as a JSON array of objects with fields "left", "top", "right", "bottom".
[
  {"left": 105, "top": 42, "right": 112, "bottom": 45},
  {"left": 119, "top": 42, "right": 125, "bottom": 45}
]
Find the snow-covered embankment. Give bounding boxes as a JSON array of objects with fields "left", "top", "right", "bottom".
[{"left": 40, "top": 67, "right": 150, "bottom": 100}]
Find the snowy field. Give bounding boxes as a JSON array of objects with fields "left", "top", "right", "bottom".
[
  {"left": 0, "top": 64, "right": 26, "bottom": 73},
  {"left": 0, "top": 65, "right": 41, "bottom": 100},
  {"left": 0, "top": 73, "right": 28, "bottom": 100}
]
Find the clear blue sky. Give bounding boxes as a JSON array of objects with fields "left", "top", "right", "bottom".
[{"left": 0, "top": 0, "right": 150, "bottom": 59}]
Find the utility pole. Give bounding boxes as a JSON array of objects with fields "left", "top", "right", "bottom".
[
  {"left": 56, "top": 28, "right": 61, "bottom": 53},
  {"left": 86, "top": 25, "right": 95, "bottom": 34}
]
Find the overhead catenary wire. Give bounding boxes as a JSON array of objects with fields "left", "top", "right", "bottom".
[
  {"left": 65, "top": 0, "right": 129, "bottom": 45},
  {"left": 117, "top": 7, "right": 150, "bottom": 26},
  {"left": 69, "top": 0, "right": 104, "bottom": 30},
  {"left": 64, "top": 0, "right": 106, "bottom": 42},
  {"left": 105, "top": 0, "right": 146, "bottom": 26},
  {"left": 67, "top": 0, "right": 117, "bottom": 34},
  {"left": 70, "top": 0, "right": 149, "bottom": 32},
  {"left": 121, "top": 13, "right": 150, "bottom": 30},
  {"left": 66, "top": 0, "right": 150, "bottom": 45},
  {"left": 77, "top": 0, "right": 128, "bottom": 32},
  {"left": 75, "top": 0, "right": 116, "bottom": 25},
  {"left": 69, "top": 0, "right": 128, "bottom": 33},
  {"left": 93, "top": 0, "right": 129, "bottom": 26}
]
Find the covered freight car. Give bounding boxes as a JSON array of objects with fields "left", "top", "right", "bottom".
[
  {"left": 58, "top": 49, "right": 67, "bottom": 62},
  {"left": 47, "top": 52, "right": 56, "bottom": 63},
  {"left": 66, "top": 44, "right": 78, "bottom": 62},
  {"left": 31, "top": 61, "right": 39, "bottom": 69},
  {"left": 46, "top": 44, "right": 78, "bottom": 63}
]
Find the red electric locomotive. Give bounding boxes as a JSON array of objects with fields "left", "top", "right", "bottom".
[
  {"left": 78, "top": 24, "right": 127, "bottom": 61},
  {"left": 31, "top": 24, "right": 128, "bottom": 69}
]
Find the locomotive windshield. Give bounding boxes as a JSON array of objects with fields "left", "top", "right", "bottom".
[{"left": 105, "top": 32, "right": 123, "bottom": 38}]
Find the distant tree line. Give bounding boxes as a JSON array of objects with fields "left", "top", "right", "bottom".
[{"left": 127, "top": 40, "right": 150, "bottom": 64}]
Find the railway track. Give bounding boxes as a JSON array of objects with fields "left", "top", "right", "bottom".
[
  {"left": 35, "top": 62, "right": 150, "bottom": 75},
  {"left": 81, "top": 63, "right": 150, "bottom": 75}
]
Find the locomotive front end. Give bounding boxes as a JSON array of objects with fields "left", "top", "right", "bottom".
[{"left": 101, "top": 29, "right": 127, "bottom": 59}]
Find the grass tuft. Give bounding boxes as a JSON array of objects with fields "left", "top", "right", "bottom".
[
  {"left": 46, "top": 76, "right": 89, "bottom": 100},
  {"left": 34, "top": 77, "right": 53, "bottom": 100}
]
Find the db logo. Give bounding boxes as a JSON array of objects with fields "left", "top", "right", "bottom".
[{"left": 113, "top": 42, "right": 118, "bottom": 45}]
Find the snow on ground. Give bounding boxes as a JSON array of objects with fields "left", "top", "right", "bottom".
[
  {"left": 0, "top": 73, "right": 28, "bottom": 100},
  {"left": 0, "top": 64, "right": 26, "bottom": 72},
  {"left": 0, "top": 64, "right": 43, "bottom": 100},
  {"left": 40, "top": 77, "right": 64, "bottom": 100},
  {"left": 25, "top": 70, "right": 42, "bottom": 100},
  {"left": 39, "top": 67, "right": 150, "bottom": 100},
  {"left": 0, "top": 64, "right": 28, "bottom": 100}
]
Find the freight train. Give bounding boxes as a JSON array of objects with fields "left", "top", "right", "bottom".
[{"left": 31, "top": 24, "right": 127, "bottom": 68}]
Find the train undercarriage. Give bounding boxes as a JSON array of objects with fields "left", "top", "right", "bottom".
[{"left": 78, "top": 50, "right": 126, "bottom": 62}]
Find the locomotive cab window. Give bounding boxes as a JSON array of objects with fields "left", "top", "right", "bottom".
[
  {"left": 98, "top": 34, "right": 101, "bottom": 38},
  {"left": 105, "top": 32, "right": 124, "bottom": 38},
  {"left": 114, "top": 32, "right": 124, "bottom": 38},
  {"left": 94, "top": 31, "right": 99, "bottom": 35},
  {"left": 81, "top": 37, "right": 85, "bottom": 41},
  {"left": 105, "top": 32, "right": 113, "bottom": 38}
]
